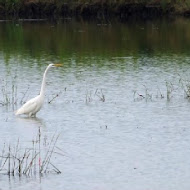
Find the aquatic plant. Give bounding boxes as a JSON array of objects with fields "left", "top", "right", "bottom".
[
  {"left": 0, "top": 129, "right": 62, "bottom": 176},
  {"left": 156, "top": 87, "right": 164, "bottom": 99},
  {"left": 165, "top": 81, "right": 174, "bottom": 101},
  {"left": 133, "top": 90, "right": 145, "bottom": 101},
  {"left": 0, "top": 77, "right": 18, "bottom": 107},
  {"left": 143, "top": 85, "right": 153, "bottom": 102},
  {"left": 133, "top": 85, "right": 153, "bottom": 102},
  {"left": 178, "top": 76, "right": 190, "bottom": 99},
  {"left": 85, "top": 89, "right": 92, "bottom": 104},
  {"left": 0, "top": 77, "right": 30, "bottom": 107},
  {"left": 95, "top": 88, "right": 105, "bottom": 102},
  {"left": 85, "top": 88, "right": 106, "bottom": 104}
]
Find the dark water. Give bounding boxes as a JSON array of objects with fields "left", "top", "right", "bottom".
[{"left": 1, "top": 17, "right": 190, "bottom": 190}]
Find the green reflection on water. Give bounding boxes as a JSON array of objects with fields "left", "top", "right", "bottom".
[{"left": 0, "top": 17, "right": 190, "bottom": 65}]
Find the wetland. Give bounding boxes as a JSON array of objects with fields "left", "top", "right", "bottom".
[{"left": 1, "top": 17, "right": 190, "bottom": 190}]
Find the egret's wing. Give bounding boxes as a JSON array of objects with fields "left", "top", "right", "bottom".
[{"left": 15, "top": 97, "right": 38, "bottom": 115}]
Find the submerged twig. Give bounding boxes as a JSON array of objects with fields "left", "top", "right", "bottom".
[{"left": 48, "top": 91, "right": 62, "bottom": 104}]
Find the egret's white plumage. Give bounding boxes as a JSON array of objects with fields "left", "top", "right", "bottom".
[{"left": 15, "top": 63, "right": 62, "bottom": 117}]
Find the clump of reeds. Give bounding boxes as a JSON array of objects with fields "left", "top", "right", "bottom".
[
  {"left": 0, "top": 76, "right": 61, "bottom": 108},
  {"left": 0, "top": 78, "right": 18, "bottom": 107},
  {"left": 178, "top": 76, "right": 190, "bottom": 99},
  {"left": 183, "top": 83, "right": 190, "bottom": 98},
  {"left": 165, "top": 81, "right": 174, "bottom": 101},
  {"left": 95, "top": 89, "right": 105, "bottom": 102},
  {"left": 0, "top": 74, "right": 30, "bottom": 108},
  {"left": 0, "top": 129, "right": 62, "bottom": 176},
  {"left": 0, "top": 83, "right": 30, "bottom": 109},
  {"left": 85, "top": 89, "right": 93, "bottom": 104},
  {"left": 133, "top": 85, "right": 153, "bottom": 102},
  {"left": 156, "top": 87, "right": 164, "bottom": 99},
  {"left": 85, "top": 88, "right": 106, "bottom": 104}
]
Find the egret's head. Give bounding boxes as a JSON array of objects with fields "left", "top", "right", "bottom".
[{"left": 49, "top": 63, "right": 63, "bottom": 68}]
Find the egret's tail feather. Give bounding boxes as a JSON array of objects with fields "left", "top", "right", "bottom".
[
  {"left": 15, "top": 108, "right": 23, "bottom": 116},
  {"left": 14, "top": 110, "right": 19, "bottom": 116}
]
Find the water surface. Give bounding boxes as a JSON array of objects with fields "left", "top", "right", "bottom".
[{"left": 1, "top": 17, "right": 190, "bottom": 190}]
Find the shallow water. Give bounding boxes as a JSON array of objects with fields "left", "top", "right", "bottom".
[{"left": 1, "top": 17, "right": 190, "bottom": 190}]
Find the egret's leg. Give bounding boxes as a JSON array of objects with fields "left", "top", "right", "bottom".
[{"left": 29, "top": 112, "right": 33, "bottom": 117}]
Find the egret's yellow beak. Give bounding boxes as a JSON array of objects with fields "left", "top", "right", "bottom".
[{"left": 54, "top": 63, "right": 63, "bottom": 67}]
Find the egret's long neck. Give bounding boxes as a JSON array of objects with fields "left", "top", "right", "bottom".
[{"left": 40, "top": 66, "right": 50, "bottom": 97}]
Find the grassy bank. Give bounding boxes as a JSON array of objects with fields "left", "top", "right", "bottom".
[{"left": 0, "top": 0, "right": 190, "bottom": 19}]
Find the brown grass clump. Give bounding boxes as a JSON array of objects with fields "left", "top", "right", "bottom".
[{"left": 0, "top": 129, "right": 62, "bottom": 176}]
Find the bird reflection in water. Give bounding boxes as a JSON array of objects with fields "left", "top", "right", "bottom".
[{"left": 16, "top": 116, "right": 46, "bottom": 129}]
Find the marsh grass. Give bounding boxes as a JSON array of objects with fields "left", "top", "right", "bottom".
[
  {"left": 183, "top": 83, "right": 190, "bottom": 98},
  {"left": 0, "top": 77, "right": 18, "bottom": 107},
  {"left": 0, "top": 0, "right": 188, "bottom": 18},
  {"left": 165, "top": 81, "right": 174, "bottom": 101},
  {"left": 133, "top": 90, "right": 145, "bottom": 101},
  {"left": 85, "top": 89, "right": 92, "bottom": 104},
  {"left": 0, "top": 75, "right": 61, "bottom": 109},
  {"left": 95, "top": 89, "right": 105, "bottom": 102},
  {"left": 156, "top": 87, "right": 164, "bottom": 99},
  {"left": 85, "top": 88, "right": 106, "bottom": 104},
  {"left": 178, "top": 76, "right": 190, "bottom": 99},
  {"left": 0, "top": 77, "right": 30, "bottom": 108},
  {"left": 133, "top": 85, "right": 153, "bottom": 102},
  {"left": 0, "top": 129, "right": 62, "bottom": 176},
  {"left": 132, "top": 78, "right": 189, "bottom": 102}
]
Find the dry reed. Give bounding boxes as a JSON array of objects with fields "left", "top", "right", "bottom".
[{"left": 0, "top": 129, "right": 62, "bottom": 176}]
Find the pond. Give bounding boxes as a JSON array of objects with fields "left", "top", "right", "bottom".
[{"left": 1, "top": 17, "right": 190, "bottom": 190}]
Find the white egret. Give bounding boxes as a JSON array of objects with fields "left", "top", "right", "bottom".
[{"left": 15, "top": 63, "right": 62, "bottom": 117}]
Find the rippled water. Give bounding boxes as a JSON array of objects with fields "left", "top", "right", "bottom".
[{"left": 1, "top": 18, "right": 190, "bottom": 190}]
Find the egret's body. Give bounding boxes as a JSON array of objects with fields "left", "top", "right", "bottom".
[
  {"left": 15, "top": 95, "right": 44, "bottom": 117},
  {"left": 15, "top": 63, "right": 62, "bottom": 117}
]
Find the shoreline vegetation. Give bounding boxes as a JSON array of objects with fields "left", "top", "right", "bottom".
[{"left": 0, "top": 0, "right": 190, "bottom": 19}]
